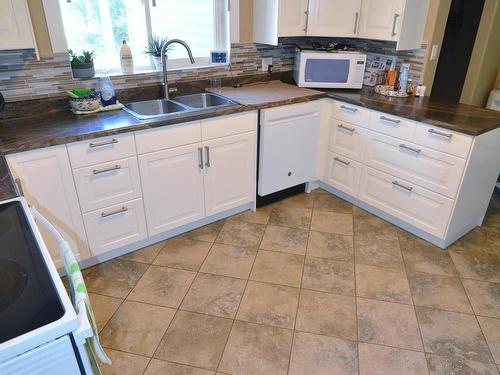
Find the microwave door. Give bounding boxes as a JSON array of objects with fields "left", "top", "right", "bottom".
[{"left": 305, "top": 59, "right": 350, "bottom": 86}]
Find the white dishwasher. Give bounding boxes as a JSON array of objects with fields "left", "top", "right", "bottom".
[{"left": 258, "top": 101, "right": 321, "bottom": 196}]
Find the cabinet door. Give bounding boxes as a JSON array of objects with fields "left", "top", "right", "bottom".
[
  {"left": 358, "top": 0, "right": 405, "bottom": 41},
  {"left": 0, "top": 0, "right": 36, "bottom": 50},
  {"left": 139, "top": 143, "right": 205, "bottom": 236},
  {"left": 323, "top": 152, "right": 362, "bottom": 197},
  {"left": 278, "top": 0, "right": 308, "bottom": 36},
  {"left": 329, "top": 121, "right": 367, "bottom": 162},
  {"left": 307, "top": 0, "right": 362, "bottom": 37},
  {"left": 6, "top": 146, "right": 89, "bottom": 268},
  {"left": 203, "top": 132, "right": 256, "bottom": 216}
]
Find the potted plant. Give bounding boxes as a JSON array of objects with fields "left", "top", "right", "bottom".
[
  {"left": 69, "top": 49, "right": 96, "bottom": 79},
  {"left": 144, "top": 36, "right": 171, "bottom": 70}
]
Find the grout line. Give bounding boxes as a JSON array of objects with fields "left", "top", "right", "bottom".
[{"left": 351, "top": 204, "right": 362, "bottom": 375}]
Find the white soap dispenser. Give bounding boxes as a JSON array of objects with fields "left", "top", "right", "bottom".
[{"left": 120, "top": 39, "right": 134, "bottom": 74}]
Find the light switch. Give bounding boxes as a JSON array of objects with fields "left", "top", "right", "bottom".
[
  {"left": 430, "top": 45, "right": 439, "bottom": 61},
  {"left": 261, "top": 57, "right": 273, "bottom": 72}
]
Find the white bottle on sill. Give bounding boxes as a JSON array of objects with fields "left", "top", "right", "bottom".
[{"left": 120, "top": 40, "right": 134, "bottom": 74}]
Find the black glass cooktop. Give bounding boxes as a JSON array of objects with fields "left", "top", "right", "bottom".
[{"left": 0, "top": 201, "right": 64, "bottom": 343}]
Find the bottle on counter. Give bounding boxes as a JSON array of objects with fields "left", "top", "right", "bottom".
[
  {"left": 120, "top": 39, "right": 134, "bottom": 74},
  {"left": 399, "top": 63, "right": 410, "bottom": 94},
  {"left": 97, "top": 76, "right": 117, "bottom": 107}
]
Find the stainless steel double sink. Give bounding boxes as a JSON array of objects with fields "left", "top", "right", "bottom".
[{"left": 123, "top": 93, "right": 236, "bottom": 120}]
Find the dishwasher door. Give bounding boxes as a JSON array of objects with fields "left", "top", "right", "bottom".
[{"left": 258, "top": 101, "right": 321, "bottom": 196}]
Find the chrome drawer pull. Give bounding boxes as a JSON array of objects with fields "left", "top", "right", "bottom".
[
  {"left": 353, "top": 12, "right": 359, "bottom": 34},
  {"left": 14, "top": 178, "right": 24, "bottom": 196},
  {"left": 399, "top": 144, "right": 421, "bottom": 154},
  {"left": 428, "top": 129, "right": 453, "bottom": 139},
  {"left": 93, "top": 164, "right": 121, "bottom": 175},
  {"left": 205, "top": 146, "right": 211, "bottom": 168},
  {"left": 380, "top": 116, "right": 401, "bottom": 124},
  {"left": 89, "top": 138, "right": 118, "bottom": 148},
  {"left": 340, "top": 105, "right": 358, "bottom": 113},
  {"left": 338, "top": 124, "right": 355, "bottom": 132},
  {"left": 334, "top": 157, "right": 350, "bottom": 166},
  {"left": 198, "top": 147, "right": 204, "bottom": 169},
  {"left": 101, "top": 206, "right": 128, "bottom": 218},
  {"left": 392, "top": 180, "right": 413, "bottom": 192}
]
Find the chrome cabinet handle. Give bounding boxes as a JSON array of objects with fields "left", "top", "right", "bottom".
[
  {"left": 338, "top": 124, "right": 355, "bottom": 132},
  {"left": 14, "top": 178, "right": 24, "bottom": 196},
  {"left": 101, "top": 206, "right": 128, "bottom": 218},
  {"left": 204, "top": 146, "right": 211, "bottom": 168},
  {"left": 353, "top": 12, "right": 359, "bottom": 34},
  {"left": 340, "top": 105, "right": 358, "bottom": 113},
  {"left": 89, "top": 138, "right": 118, "bottom": 148},
  {"left": 399, "top": 144, "right": 421, "bottom": 154},
  {"left": 391, "top": 13, "right": 400, "bottom": 36},
  {"left": 380, "top": 116, "right": 401, "bottom": 124},
  {"left": 392, "top": 180, "right": 413, "bottom": 192},
  {"left": 334, "top": 157, "right": 351, "bottom": 166},
  {"left": 198, "top": 147, "right": 204, "bottom": 169},
  {"left": 93, "top": 164, "right": 121, "bottom": 175},
  {"left": 428, "top": 129, "right": 453, "bottom": 139},
  {"left": 304, "top": 10, "right": 309, "bottom": 32},
  {"left": 152, "top": 0, "right": 156, "bottom": 7}
]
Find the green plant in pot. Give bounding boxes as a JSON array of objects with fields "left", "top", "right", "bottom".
[
  {"left": 69, "top": 49, "right": 96, "bottom": 79},
  {"left": 144, "top": 36, "right": 172, "bottom": 70}
]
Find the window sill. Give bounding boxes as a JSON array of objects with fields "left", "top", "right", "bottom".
[{"left": 95, "top": 62, "right": 230, "bottom": 79}]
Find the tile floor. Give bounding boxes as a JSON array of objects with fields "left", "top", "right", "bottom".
[{"left": 79, "top": 188, "right": 500, "bottom": 375}]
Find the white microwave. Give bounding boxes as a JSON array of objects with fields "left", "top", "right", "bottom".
[{"left": 294, "top": 50, "right": 367, "bottom": 89}]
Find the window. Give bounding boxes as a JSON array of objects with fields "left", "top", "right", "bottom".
[{"left": 58, "top": 0, "right": 229, "bottom": 72}]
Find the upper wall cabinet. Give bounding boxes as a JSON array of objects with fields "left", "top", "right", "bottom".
[
  {"left": 0, "top": 0, "right": 36, "bottom": 50},
  {"left": 307, "top": 0, "right": 362, "bottom": 38}
]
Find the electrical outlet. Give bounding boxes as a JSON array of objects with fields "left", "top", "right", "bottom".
[
  {"left": 430, "top": 45, "right": 439, "bottom": 61},
  {"left": 262, "top": 57, "right": 272, "bottom": 72}
]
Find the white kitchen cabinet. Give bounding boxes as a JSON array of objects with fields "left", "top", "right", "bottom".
[
  {"left": 0, "top": 0, "right": 36, "bottom": 50},
  {"left": 6, "top": 146, "right": 89, "bottom": 267},
  {"left": 358, "top": 0, "right": 429, "bottom": 50},
  {"left": 203, "top": 132, "right": 256, "bottom": 216},
  {"left": 324, "top": 152, "right": 362, "bottom": 197},
  {"left": 139, "top": 143, "right": 206, "bottom": 236},
  {"left": 307, "top": 0, "right": 362, "bottom": 37},
  {"left": 329, "top": 121, "right": 367, "bottom": 162},
  {"left": 279, "top": 0, "right": 309, "bottom": 37}
]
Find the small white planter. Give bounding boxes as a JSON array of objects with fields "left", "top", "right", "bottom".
[{"left": 153, "top": 56, "right": 162, "bottom": 70}]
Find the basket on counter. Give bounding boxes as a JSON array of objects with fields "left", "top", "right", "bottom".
[{"left": 69, "top": 96, "right": 102, "bottom": 112}]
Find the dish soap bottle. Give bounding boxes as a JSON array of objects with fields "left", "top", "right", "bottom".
[
  {"left": 120, "top": 39, "right": 134, "bottom": 74},
  {"left": 98, "top": 76, "right": 117, "bottom": 107}
]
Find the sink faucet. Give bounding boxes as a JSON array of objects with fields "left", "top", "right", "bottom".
[{"left": 161, "top": 39, "right": 195, "bottom": 99}]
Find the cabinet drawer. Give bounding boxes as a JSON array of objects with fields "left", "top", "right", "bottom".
[
  {"left": 67, "top": 133, "right": 136, "bottom": 169},
  {"left": 73, "top": 157, "right": 142, "bottom": 212},
  {"left": 331, "top": 101, "right": 370, "bottom": 128},
  {"left": 134, "top": 121, "right": 201, "bottom": 154},
  {"left": 202, "top": 111, "right": 257, "bottom": 140},
  {"left": 414, "top": 122, "right": 473, "bottom": 159},
  {"left": 369, "top": 110, "right": 416, "bottom": 141},
  {"left": 323, "top": 152, "right": 362, "bottom": 197},
  {"left": 365, "top": 132, "right": 466, "bottom": 198},
  {"left": 329, "top": 121, "right": 367, "bottom": 162},
  {"left": 359, "top": 166, "right": 453, "bottom": 238},
  {"left": 83, "top": 198, "right": 147, "bottom": 255}
]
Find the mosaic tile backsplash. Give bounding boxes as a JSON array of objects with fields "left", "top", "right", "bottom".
[{"left": 0, "top": 39, "right": 426, "bottom": 103}]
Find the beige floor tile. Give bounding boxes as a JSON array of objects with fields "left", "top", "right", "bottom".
[
  {"left": 216, "top": 220, "right": 266, "bottom": 247},
  {"left": 311, "top": 211, "right": 353, "bottom": 235},
  {"left": 236, "top": 281, "right": 299, "bottom": 329},
  {"left": 153, "top": 238, "right": 212, "bottom": 271},
  {"left": 100, "top": 301, "right": 175, "bottom": 356},
  {"left": 355, "top": 238, "right": 404, "bottom": 270},
  {"left": 200, "top": 243, "right": 257, "bottom": 279},
  {"left": 296, "top": 289, "right": 357, "bottom": 340},
  {"left": 101, "top": 349, "right": 150, "bottom": 375},
  {"left": 82, "top": 259, "right": 149, "bottom": 298},
  {"left": 357, "top": 298, "right": 422, "bottom": 351},
  {"left": 88, "top": 293, "right": 122, "bottom": 332},
  {"left": 250, "top": 250, "right": 304, "bottom": 287},
  {"left": 462, "top": 279, "right": 500, "bottom": 318},
  {"left": 259, "top": 225, "right": 309, "bottom": 255},
  {"left": 288, "top": 331, "right": 358, "bottom": 375},
  {"left": 273, "top": 193, "right": 314, "bottom": 209},
  {"left": 307, "top": 231, "right": 353, "bottom": 262},
  {"left": 181, "top": 273, "right": 246, "bottom": 318},
  {"left": 155, "top": 311, "right": 232, "bottom": 370},
  {"left": 120, "top": 240, "right": 166, "bottom": 264},
  {"left": 426, "top": 353, "right": 499, "bottom": 375},
  {"left": 268, "top": 207, "right": 312, "bottom": 229},
  {"left": 478, "top": 317, "right": 500, "bottom": 364},
  {"left": 356, "top": 264, "right": 412, "bottom": 304},
  {"left": 313, "top": 193, "right": 353, "bottom": 214},
  {"left": 358, "top": 342, "right": 428, "bottom": 375},
  {"left": 127, "top": 265, "right": 196, "bottom": 308},
  {"left": 144, "top": 359, "right": 215, "bottom": 375},
  {"left": 227, "top": 206, "right": 272, "bottom": 225},
  {"left": 408, "top": 272, "right": 473, "bottom": 313},
  {"left": 302, "top": 257, "right": 355, "bottom": 295},
  {"left": 416, "top": 307, "right": 493, "bottom": 363},
  {"left": 354, "top": 214, "right": 399, "bottom": 242},
  {"left": 182, "top": 221, "right": 225, "bottom": 242},
  {"left": 218, "top": 320, "right": 293, "bottom": 375}
]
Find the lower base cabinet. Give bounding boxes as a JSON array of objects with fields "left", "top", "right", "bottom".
[{"left": 323, "top": 151, "right": 362, "bottom": 197}]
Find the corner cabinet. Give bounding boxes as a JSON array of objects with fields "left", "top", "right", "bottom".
[{"left": 0, "top": 0, "right": 36, "bottom": 50}]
